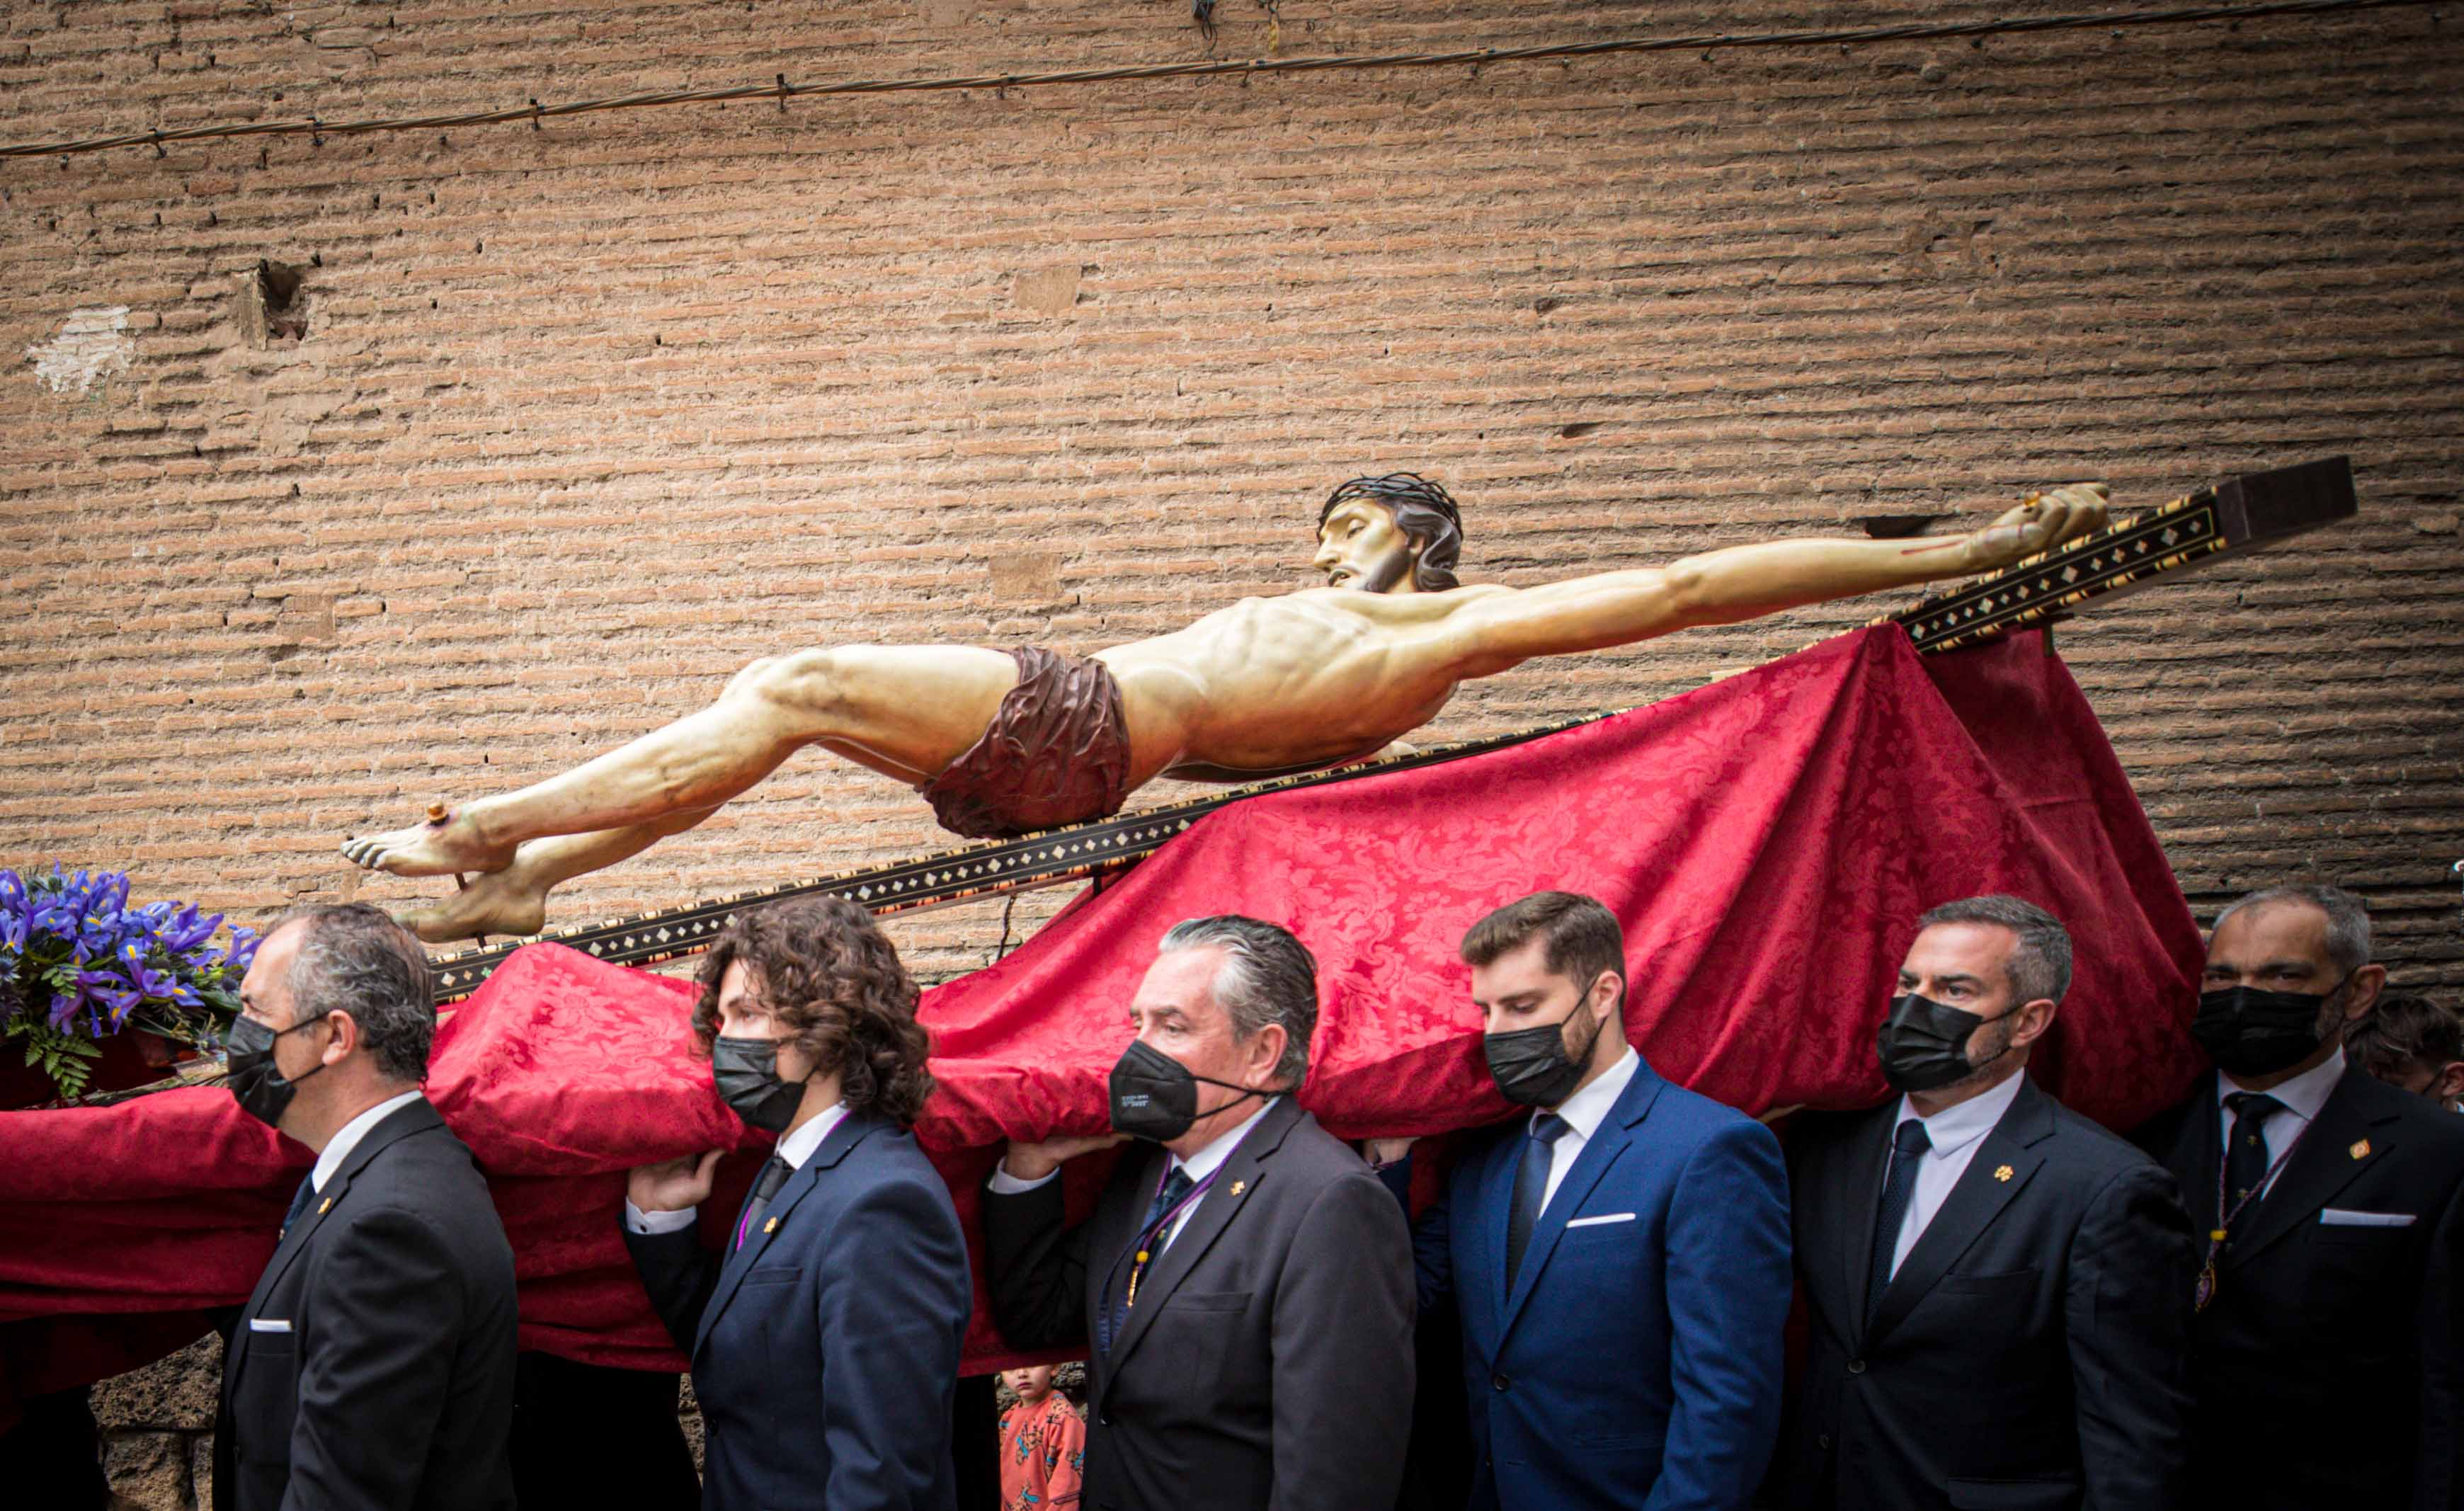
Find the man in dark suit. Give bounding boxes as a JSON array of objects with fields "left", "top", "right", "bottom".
[
  {"left": 2135, "top": 883, "right": 2464, "bottom": 1511},
  {"left": 213, "top": 903, "right": 518, "bottom": 1511},
  {"left": 982, "top": 915, "right": 1416, "bottom": 1510},
  {"left": 1368, "top": 890, "right": 1793, "bottom": 1511},
  {"left": 1776, "top": 894, "right": 2196, "bottom": 1511},
  {"left": 623, "top": 896, "right": 971, "bottom": 1511}
]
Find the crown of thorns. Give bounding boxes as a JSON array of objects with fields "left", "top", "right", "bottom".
[{"left": 1318, "top": 472, "right": 1463, "bottom": 535}]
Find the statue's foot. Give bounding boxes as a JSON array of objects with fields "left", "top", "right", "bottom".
[
  {"left": 389, "top": 867, "right": 550, "bottom": 945},
  {"left": 341, "top": 807, "right": 518, "bottom": 879}
]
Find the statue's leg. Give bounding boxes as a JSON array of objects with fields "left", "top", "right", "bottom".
[
  {"left": 343, "top": 645, "right": 1020, "bottom": 879},
  {"left": 387, "top": 808, "right": 717, "bottom": 943}
]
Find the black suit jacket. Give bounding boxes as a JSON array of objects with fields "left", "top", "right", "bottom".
[
  {"left": 2135, "top": 1064, "right": 2464, "bottom": 1511},
  {"left": 982, "top": 1096, "right": 1416, "bottom": 1511},
  {"left": 1777, "top": 1074, "right": 2196, "bottom": 1511},
  {"left": 622, "top": 1109, "right": 971, "bottom": 1511},
  {"left": 212, "top": 1097, "right": 518, "bottom": 1511}
]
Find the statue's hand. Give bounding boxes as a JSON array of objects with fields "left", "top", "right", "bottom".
[
  {"left": 627, "top": 1149, "right": 723, "bottom": 1212},
  {"left": 1962, "top": 483, "right": 2110, "bottom": 573},
  {"left": 1000, "top": 1132, "right": 1131, "bottom": 1184}
]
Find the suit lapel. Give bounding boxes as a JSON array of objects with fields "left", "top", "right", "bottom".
[
  {"left": 1837, "top": 1105, "right": 1896, "bottom": 1348},
  {"left": 2225, "top": 1068, "right": 2396, "bottom": 1270},
  {"left": 1866, "top": 1078, "right": 2053, "bottom": 1347},
  {"left": 228, "top": 1099, "right": 441, "bottom": 1393},
  {"left": 693, "top": 1112, "right": 881, "bottom": 1359},
  {"left": 1105, "top": 1097, "right": 1301, "bottom": 1376},
  {"left": 1496, "top": 1061, "right": 1665, "bottom": 1344}
]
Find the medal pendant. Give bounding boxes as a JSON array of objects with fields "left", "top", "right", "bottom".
[{"left": 2194, "top": 1261, "right": 2217, "bottom": 1313}]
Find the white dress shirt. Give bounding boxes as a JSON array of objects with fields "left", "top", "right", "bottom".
[
  {"left": 624, "top": 1100, "right": 849, "bottom": 1236},
  {"left": 1881, "top": 1071, "right": 2028, "bottom": 1279},
  {"left": 1535, "top": 1047, "right": 1641, "bottom": 1213},
  {"left": 991, "top": 1095, "right": 1282, "bottom": 1249},
  {"left": 311, "top": 1090, "right": 426, "bottom": 1193},
  {"left": 2218, "top": 1046, "right": 2346, "bottom": 1199}
]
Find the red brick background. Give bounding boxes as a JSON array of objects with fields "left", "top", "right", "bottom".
[{"left": 4, "top": 1, "right": 2460, "bottom": 993}]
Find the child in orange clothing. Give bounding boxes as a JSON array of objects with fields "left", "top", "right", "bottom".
[{"left": 996, "top": 1364, "right": 1084, "bottom": 1510}]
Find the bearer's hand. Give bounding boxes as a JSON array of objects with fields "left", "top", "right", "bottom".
[
  {"left": 1962, "top": 483, "right": 2109, "bottom": 573},
  {"left": 1362, "top": 1138, "right": 1415, "bottom": 1165},
  {"left": 628, "top": 1149, "right": 722, "bottom": 1212},
  {"left": 1002, "top": 1133, "right": 1130, "bottom": 1183}
]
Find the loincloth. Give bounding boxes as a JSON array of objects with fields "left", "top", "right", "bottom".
[{"left": 918, "top": 646, "right": 1134, "bottom": 839}]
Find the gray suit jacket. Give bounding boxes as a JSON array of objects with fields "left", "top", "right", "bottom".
[{"left": 983, "top": 1095, "right": 1416, "bottom": 1511}]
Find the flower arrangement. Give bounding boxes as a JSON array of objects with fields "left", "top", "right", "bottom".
[{"left": 0, "top": 867, "right": 259, "bottom": 1100}]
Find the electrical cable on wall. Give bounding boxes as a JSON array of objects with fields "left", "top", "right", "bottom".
[{"left": 0, "top": 0, "right": 2439, "bottom": 163}]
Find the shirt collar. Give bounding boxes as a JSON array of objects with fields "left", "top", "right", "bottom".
[
  {"left": 311, "top": 1089, "right": 426, "bottom": 1192},
  {"left": 2219, "top": 1046, "right": 2346, "bottom": 1124},
  {"left": 1546, "top": 1046, "right": 1640, "bottom": 1143},
  {"left": 776, "top": 1100, "right": 850, "bottom": 1170},
  {"left": 1171, "top": 1095, "right": 1281, "bottom": 1183},
  {"left": 1894, "top": 1068, "right": 2026, "bottom": 1160}
]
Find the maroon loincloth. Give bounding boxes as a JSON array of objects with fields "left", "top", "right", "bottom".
[{"left": 918, "top": 646, "right": 1134, "bottom": 839}]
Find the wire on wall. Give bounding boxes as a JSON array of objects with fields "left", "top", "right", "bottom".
[{"left": 0, "top": 0, "right": 2438, "bottom": 162}]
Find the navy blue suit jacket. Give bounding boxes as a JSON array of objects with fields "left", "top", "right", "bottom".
[
  {"left": 1386, "top": 1054, "right": 1793, "bottom": 1511},
  {"left": 622, "top": 1110, "right": 972, "bottom": 1511}
]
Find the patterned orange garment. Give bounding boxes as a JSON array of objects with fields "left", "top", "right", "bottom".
[{"left": 996, "top": 1390, "right": 1085, "bottom": 1510}]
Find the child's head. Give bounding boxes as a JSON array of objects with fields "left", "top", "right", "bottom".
[{"left": 1003, "top": 1364, "right": 1056, "bottom": 1403}]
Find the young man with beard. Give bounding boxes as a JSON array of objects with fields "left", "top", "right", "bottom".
[
  {"left": 2135, "top": 884, "right": 2464, "bottom": 1510},
  {"left": 622, "top": 896, "right": 971, "bottom": 1511},
  {"left": 1775, "top": 895, "right": 2196, "bottom": 1511}
]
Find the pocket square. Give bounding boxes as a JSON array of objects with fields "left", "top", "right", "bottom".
[
  {"left": 1565, "top": 1211, "right": 1637, "bottom": 1228},
  {"left": 247, "top": 1318, "right": 294, "bottom": 1333},
  {"left": 2320, "top": 1209, "right": 2415, "bottom": 1227}
]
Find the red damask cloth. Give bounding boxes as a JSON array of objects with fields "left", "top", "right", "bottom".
[{"left": 0, "top": 627, "right": 2206, "bottom": 1410}]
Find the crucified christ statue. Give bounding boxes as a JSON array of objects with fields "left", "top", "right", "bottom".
[{"left": 344, "top": 474, "right": 2108, "bottom": 942}]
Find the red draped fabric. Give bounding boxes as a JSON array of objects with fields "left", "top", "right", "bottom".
[{"left": 0, "top": 626, "right": 2207, "bottom": 1408}]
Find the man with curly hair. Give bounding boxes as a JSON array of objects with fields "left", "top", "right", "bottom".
[{"left": 621, "top": 895, "right": 971, "bottom": 1511}]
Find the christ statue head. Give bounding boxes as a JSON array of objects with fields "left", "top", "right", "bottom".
[{"left": 1313, "top": 472, "right": 1464, "bottom": 593}]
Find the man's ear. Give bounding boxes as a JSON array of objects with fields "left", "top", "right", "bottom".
[
  {"left": 321, "top": 1008, "right": 359, "bottom": 1066},
  {"left": 2434, "top": 1061, "right": 2464, "bottom": 1107},
  {"left": 2345, "top": 964, "right": 2388, "bottom": 1018},
  {"left": 1247, "top": 1022, "right": 1289, "bottom": 1087},
  {"left": 2011, "top": 997, "right": 2060, "bottom": 1050}
]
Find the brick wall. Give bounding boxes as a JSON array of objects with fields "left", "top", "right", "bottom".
[{"left": 4, "top": 0, "right": 2460, "bottom": 1000}]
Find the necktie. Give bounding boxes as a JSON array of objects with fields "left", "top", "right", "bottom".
[
  {"left": 280, "top": 1175, "right": 316, "bottom": 1238},
  {"left": 1504, "top": 1114, "right": 1571, "bottom": 1292},
  {"left": 734, "top": 1154, "right": 794, "bottom": 1253},
  {"left": 2222, "top": 1092, "right": 2286, "bottom": 1236},
  {"left": 1102, "top": 1166, "right": 1196, "bottom": 1354},
  {"left": 1866, "top": 1117, "right": 1933, "bottom": 1325}
]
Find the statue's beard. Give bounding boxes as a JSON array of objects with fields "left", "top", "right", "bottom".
[{"left": 1350, "top": 552, "right": 1415, "bottom": 593}]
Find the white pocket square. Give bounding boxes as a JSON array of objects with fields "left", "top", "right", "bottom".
[
  {"left": 1565, "top": 1211, "right": 1637, "bottom": 1228},
  {"left": 2320, "top": 1209, "right": 2415, "bottom": 1227},
  {"left": 248, "top": 1318, "right": 294, "bottom": 1333}
]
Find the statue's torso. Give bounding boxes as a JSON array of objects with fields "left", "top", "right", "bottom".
[{"left": 1095, "top": 586, "right": 1485, "bottom": 781}]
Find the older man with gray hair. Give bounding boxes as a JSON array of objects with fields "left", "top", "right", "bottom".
[
  {"left": 981, "top": 914, "right": 1416, "bottom": 1510},
  {"left": 2135, "top": 882, "right": 2464, "bottom": 1511},
  {"left": 212, "top": 903, "right": 518, "bottom": 1511}
]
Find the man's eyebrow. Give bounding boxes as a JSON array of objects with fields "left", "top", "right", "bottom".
[{"left": 1929, "top": 971, "right": 1986, "bottom": 988}]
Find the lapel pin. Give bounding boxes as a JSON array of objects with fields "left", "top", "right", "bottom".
[
  {"left": 1230, "top": 1180, "right": 1246, "bottom": 1197},
  {"left": 1992, "top": 1165, "right": 2014, "bottom": 1182},
  {"left": 763, "top": 1216, "right": 780, "bottom": 1233},
  {"left": 2350, "top": 1139, "right": 2371, "bottom": 1161},
  {"left": 317, "top": 1197, "right": 332, "bottom": 1214}
]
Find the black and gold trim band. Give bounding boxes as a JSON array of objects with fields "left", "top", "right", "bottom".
[{"left": 425, "top": 455, "right": 2355, "bottom": 1003}]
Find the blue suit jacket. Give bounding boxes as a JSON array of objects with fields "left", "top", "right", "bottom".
[
  {"left": 623, "top": 1110, "right": 972, "bottom": 1511},
  {"left": 1386, "top": 1056, "right": 1792, "bottom": 1511}
]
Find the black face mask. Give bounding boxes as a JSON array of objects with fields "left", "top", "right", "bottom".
[
  {"left": 2192, "top": 978, "right": 2347, "bottom": 1078},
  {"left": 1484, "top": 983, "right": 1612, "bottom": 1110},
  {"left": 711, "top": 1034, "right": 813, "bottom": 1134},
  {"left": 225, "top": 1011, "right": 333, "bottom": 1129},
  {"left": 1107, "top": 1038, "right": 1266, "bottom": 1144},
  {"left": 1876, "top": 993, "right": 2018, "bottom": 1095}
]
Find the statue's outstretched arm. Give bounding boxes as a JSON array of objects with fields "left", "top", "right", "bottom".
[{"left": 1443, "top": 484, "right": 2108, "bottom": 678}]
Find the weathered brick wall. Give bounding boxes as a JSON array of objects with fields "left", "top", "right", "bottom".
[{"left": 5, "top": 0, "right": 2460, "bottom": 1000}]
